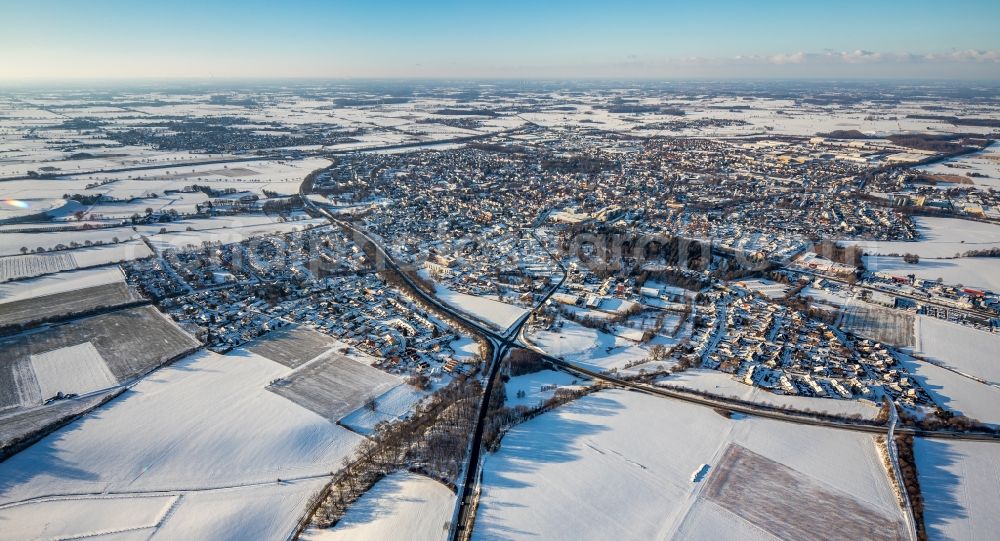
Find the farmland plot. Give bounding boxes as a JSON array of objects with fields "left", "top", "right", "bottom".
[
  {"left": 703, "top": 444, "right": 905, "bottom": 541},
  {"left": 474, "top": 389, "right": 901, "bottom": 541},
  {"left": 0, "top": 306, "right": 199, "bottom": 410},
  {"left": 268, "top": 351, "right": 401, "bottom": 422},
  {"left": 0, "top": 389, "right": 120, "bottom": 451},
  {"left": 0, "top": 349, "right": 363, "bottom": 539},
  {"left": 840, "top": 301, "right": 914, "bottom": 347},
  {"left": 247, "top": 326, "right": 341, "bottom": 369},
  {"left": 0, "top": 282, "right": 141, "bottom": 328},
  {"left": 0, "top": 240, "right": 151, "bottom": 282},
  {"left": 0, "top": 266, "right": 124, "bottom": 303},
  {"left": 302, "top": 472, "right": 454, "bottom": 541},
  {"left": 29, "top": 342, "right": 117, "bottom": 400},
  {"left": 915, "top": 438, "right": 1000, "bottom": 541},
  {"left": 0, "top": 252, "right": 76, "bottom": 282}
]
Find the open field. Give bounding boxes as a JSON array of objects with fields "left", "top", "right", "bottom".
[
  {"left": 703, "top": 444, "right": 905, "bottom": 541},
  {"left": 145, "top": 218, "right": 326, "bottom": 253},
  {"left": 0, "top": 389, "right": 119, "bottom": 453},
  {"left": 339, "top": 384, "right": 427, "bottom": 435},
  {"left": 302, "top": 471, "right": 454, "bottom": 541},
  {"left": 0, "top": 282, "right": 140, "bottom": 328},
  {"left": 247, "top": 326, "right": 340, "bottom": 369},
  {"left": 422, "top": 271, "right": 527, "bottom": 331},
  {"left": 62, "top": 157, "right": 332, "bottom": 197},
  {"left": 898, "top": 353, "right": 1000, "bottom": 425},
  {"left": 915, "top": 438, "right": 1000, "bottom": 541},
  {"left": 0, "top": 227, "right": 138, "bottom": 256},
  {"left": 916, "top": 316, "right": 1000, "bottom": 384},
  {"left": 0, "top": 266, "right": 125, "bottom": 303},
  {"left": 0, "top": 251, "right": 76, "bottom": 282},
  {"left": 0, "top": 240, "right": 152, "bottom": 282},
  {"left": 268, "top": 352, "right": 401, "bottom": 422},
  {"left": 0, "top": 494, "right": 177, "bottom": 541},
  {"left": 916, "top": 142, "right": 1000, "bottom": 190},
  {"left": 0, "top": 306, "right": 199, "bottom": 411},
  {"left": 0, "top": 349, "right": 362, "bottom": 539},
  {"left": 844, "top": 217, "right": 1000, "bottom": 259},
  {"left": 840, "top": 300, "right": 914, "bottom": 347},
  {"left": 529, "top": 319, "right": 680, "bottom": 372},
  {"left": 473, "top": 389, "right": 899, "bottom": 541},
  {"left": 505, "top": 369, "right": 588, "bottom": 409},
  {"left": 30, "top": 342, "right": 117, "bottom": 400},
  {"left": 865, "top": 255, "right": 1000, "bottom": 292}
]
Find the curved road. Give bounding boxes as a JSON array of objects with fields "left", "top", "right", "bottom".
[{"left": 299, "top": 161, "right": 1000, "bottom": 541}]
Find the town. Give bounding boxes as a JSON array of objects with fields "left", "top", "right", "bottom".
[{"left": 1, "top": 77, "right": 999, "bottom": 541}]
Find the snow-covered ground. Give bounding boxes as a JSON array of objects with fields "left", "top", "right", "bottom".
[
  {"left": 845, "top": 217, "right": 1000, "bottom": 258},
  {"left": 431, "top": 281, "right": 527, "bottom": 331},
  {"left": 0, "top": 227, "right": 138, "bottom": 256},
  {"left": 145, "top": 218, "right": 326, "bottom": 253},
  {"left": 302, "top": 471, "right": 454, "bottom": 541},
  {"left": 898, "top": 353, "right": 1000, "bottom": 425},
  {"left": 63, "top": 158, "right": 332, "bottom": 197},
  {"left": 658, "top": 369, "right": 881, "bottom": 420},
  {"left": 915, "top": 438, "right": 1000, "bottom": 541},
  {"left": 0, "top": 240, "right": 151, "bottom": 282},
  {"left": 865, "top": 255, "right": 1000, "bottom": 292},
  {"left": 474, "top": 389, "right": 901, "bottom": 541},
  {"left": 799, "top": 285, "right": 853, "bottom": 308},
  {"left": 29, "top": 342, "right": 118, "bottom": 400},
  {"left": 504, "top": 369, "right": 587, "bottom": 409},
  {"left": 0, "top": 265, "right": 124, "bottom": 303},
  {"left": 0, "top": 478, "right": 329, "bottom": 541},
  {"left": 915, "top": 316, "right": 1000, "bottom": 384},
  {"left": 70, "top": 240, "right": 153, "bottom": 268},
  {"left": 0, "top": 348, "right": 363, "bottom": 540},
  {"left": 339, "top": 383, "right": 427, "bottom": 435},
  {"left": 916, "top": 142, "right": 1000, "bottom": 190},
  {"left": 449, "top": 335, "right": 481, "bottom": 361},
  {"left": 0, "top": 494, "right": 176, "bottom": 541},
  {"left": 528, "top": 320, "right": 677, "bottom": 372}
]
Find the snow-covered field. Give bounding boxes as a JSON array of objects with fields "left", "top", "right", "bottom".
[
  {"left": 0, "top": 227, "right": 138, "bottom": 256},
  {"left": 658, "top": 369, "right": 881, "bottom": 420},
  {"left": 474, "top": 389, "right": 901, "bottom": 541},
  {"left": 898, "top": 353, "right": 1000, "bottom": 425},
  {"left": 505, "top": 369, "right": 588, "bottom": 409},
  {"left": 431, "top": 282, "right": 527, "bottom": 331},
  {"left": 528, "top": 320, "right": 677, "bottom": 372},
  {"left": 916, "top": 142, "right": 1000, "bottom": 190},
  {"left": 865, "top": 255, "right": 1000, "bottom": 292},
  {"left": 64, "top": 158, "right": 332, "bottom": 197},
  {"left": 339, "top": 383, "right": 426, "bottom": 435},
  {"left": 0, "top": 348, "right": 363, "bottom": 540},
  {"left": 915, "top": 316, "right": 1000, "bottom": 384},
  {"left": 70, "top": 240, "right": 153, "bottom": 267},
  {"left": 146, "top": 218, "right": 326, "bottom": 253},
  {"left": 0, "top": 494, "right": 177, "bottom": 541},
  {"left": 302, "top": 471, "right": 454, "bottom": 541},
  {"left": 915, "top": 438, "right": 1000, "bottom": 541},
  {"left": 29, "top": 342, "right": 118, "bottom": 400},
  {"left": 846, "top": 217, "right": 1000, "bottom": 258},
  {"left": 0, "top": 265, "right": 124, "bottom": 303},
  {"left": 799, "top": 285, "right": 853, "bottom": 308},
  {"left": 0, "top": 240, "right": 151, "bottom": 282}
]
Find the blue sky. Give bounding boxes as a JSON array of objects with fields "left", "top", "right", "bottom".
[{"left": 2, "top": 0, "right": 999, "bottom": 79}]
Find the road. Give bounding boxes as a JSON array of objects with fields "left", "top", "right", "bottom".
[
  {"left": 887, "top": 402, "right": 919, "bottom": 541},
  {"left": 299, "top": 162, "right": 1000, "bottom": 541}
]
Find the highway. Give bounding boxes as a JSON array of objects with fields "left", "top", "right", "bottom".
[{"left": 299, "top": 166, "right": 999, "bottom": 541}]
